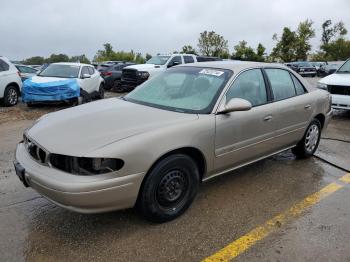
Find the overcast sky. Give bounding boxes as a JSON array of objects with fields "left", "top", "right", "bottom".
[{"left": 1, "top": 0, "right": 349, "bottom": 60}]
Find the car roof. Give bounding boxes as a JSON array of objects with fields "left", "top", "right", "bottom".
[
  {"left": 53, "top": 62, "right": 92, "bottom": 67},
  {"left": 179, "top": 61, "right": 288, "bottom": 71}
]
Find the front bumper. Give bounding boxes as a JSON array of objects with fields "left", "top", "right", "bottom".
[
  {"left": 298, "top": 71, "right": 316, "bottom": 76},
  {"left": 331, "top": 94, "right": 350, "bottom": 110},
  {"left": 14, "top": 143, "right": 146, "bottom": 213}
]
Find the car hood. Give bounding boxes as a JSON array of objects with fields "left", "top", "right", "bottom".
[
  {"left": 124, "top": 64, "right": 164, "bottom": 71},
  {"left": 27, "top": 98, "right": 198, "bottom": 156},
  {"left": 30, "top": 75, "right": 72, "bottom": 83},
  {"left": 319, "top": 73, "right": 350, "bottom": 86}
]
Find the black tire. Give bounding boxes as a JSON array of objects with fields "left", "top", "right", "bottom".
[
  {"left": 292, "top": 119, "right": 321, "bottom": 158},
  {"left": 2, "top": 86, "right": 19, "bottom": 107},
  {"left": 103, "top": 83, "right": 112, "bottom": 91},
  {"left": 98, "top": 84, "right": 105, "bottom": 99},
  {"left": 137, "top": 154, "right": 200, "bottom": 223}
]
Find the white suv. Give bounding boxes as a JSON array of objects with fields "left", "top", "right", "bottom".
[
  {"left": 0, "top": 56, "right": 22, "bottom": 106},
  {"left": 318, "top": 58, "right": 350, "bottom": 110}
]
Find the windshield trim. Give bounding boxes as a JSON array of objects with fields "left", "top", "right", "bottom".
[{"left": 124, "top": 66, "right": 233, "bottom": 114}]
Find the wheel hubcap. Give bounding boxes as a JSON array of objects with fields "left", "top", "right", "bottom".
[
  {"left": 157, "top": 170, "right": 187, "bottom": 207},
  {"left": 305, "top": 124, "right": 319, "bottom": 152},
  {"left": 8, "top": 89, "right": 17, "bottom": 105}
]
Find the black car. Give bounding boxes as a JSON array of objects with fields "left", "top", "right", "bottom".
[
  {"left": 98, "top": 62, "right": 135, "bottom": 90},
  {"left": 317, "top": 64, "right": 339, "bottom": 77},
  {"left": 290, "top": 61, "right": 317, "bottom": 77}
]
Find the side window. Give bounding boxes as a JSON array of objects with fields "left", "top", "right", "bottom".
[
  {"left": 88, "top": 67, "right": 95, "bottom": 75},
  {"left": 226, "top": 69, "right": 267, "bottom": 107},
  {"left": 265, "top": 69, "right": 296, "bottom": 101},
  {"left": 81, "top": 66, "right": 89, "bottom": 77},
  {"left": 0, "top": 59, "right": 9, "bottom": 71},
  {"left": 168, "top": 56, "right": 182, "bottom": 66},
  {"left": 184, "top": 56, "right": 194, "bottom": 64},
  {"left": 291, "top": 74, "right": 306, "bottom": 95}
]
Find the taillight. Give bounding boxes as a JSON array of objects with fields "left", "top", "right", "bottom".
[{"left": 101, "top": 71, "right": 112, "bottom": 76}]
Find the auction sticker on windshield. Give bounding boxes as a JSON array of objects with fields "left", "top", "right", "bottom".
[{"left": 199, "top": 69, "right": 224, "bottom": 77}]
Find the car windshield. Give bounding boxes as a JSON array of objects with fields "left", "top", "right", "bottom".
[
  {"left": 38, "top": 64, "right": 80, "bottom": 78},
  {"left": 337, "top": 60, "right": 350, "bottom": 73},
  {"left": 298, "top": 62, "right": 312, "bottom": 67},
  {"left": 125, "top": 67, "right": 232, "bottom": 114},
  {"left": 146, "top": 56, "right": 171, "bottom": 65}
]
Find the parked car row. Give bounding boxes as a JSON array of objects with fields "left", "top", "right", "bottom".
[{"left": 286, "top": 61, "right": 317, "bottom": 77}]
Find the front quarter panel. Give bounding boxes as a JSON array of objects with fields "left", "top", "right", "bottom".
[{"left": 86, "top": 114, "right": 216, "bottom": 180}]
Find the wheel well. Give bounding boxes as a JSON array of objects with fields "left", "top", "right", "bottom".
[
  {"left": 149, "top": 147, "right": 207, "bottom": 180},
  {"left": 314, "top": 113, "right": 325, "bottom": 129},
  {"left": 7, "top": 82, "right": 20, "bottom": 95}
]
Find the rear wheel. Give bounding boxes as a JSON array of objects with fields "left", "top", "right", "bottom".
[
  {"left": 292, "top": 119, "right": 321, "bottom": 158},
  {"left": 98, "top": 84, "right": 105, "bottom": 99},
  {"left": 2, "top": 86, "right": 19, "bottom": 106},
  {"left": 137, "top": 154, "right": 199, "bottom": 223}
]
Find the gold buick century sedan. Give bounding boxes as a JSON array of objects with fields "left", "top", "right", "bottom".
[{"left": 14, "top": 61, "right": 332, "bottom": 222}]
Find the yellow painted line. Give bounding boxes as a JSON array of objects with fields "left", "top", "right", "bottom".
[{"left": 203, "top": 173, "right": 350, "bottom": 262}]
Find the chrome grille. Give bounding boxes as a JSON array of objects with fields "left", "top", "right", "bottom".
[{"left": 328, "top": 85, "right": 350, "bottom": 96}]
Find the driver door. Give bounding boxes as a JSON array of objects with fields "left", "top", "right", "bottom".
[{"left": 214, "top": 69, "right": 278, "bottom": 173}]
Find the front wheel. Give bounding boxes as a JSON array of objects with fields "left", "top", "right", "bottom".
[
  {"left": 292, "top": 119, "right": 321, "bottom": 158},
  {"left": 3, "top": 86, "right": 19, "bottom": 106},
  {"left": 137, "top": 154, "right": 200, "bottom": 223}
]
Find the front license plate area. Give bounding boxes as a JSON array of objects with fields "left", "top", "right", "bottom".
[{"left": 13, "top": 161, "right": 29, "bottom": 187}]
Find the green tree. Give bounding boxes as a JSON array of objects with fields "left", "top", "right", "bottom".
[
  {"left": 197, "top": 30, "right": 229, "bottom": 58},
  {"left": 93, "top": 44, "right": 146, "bottom": 63},
  {"left": 45, "top": 53, "right": 70, "bottom": 63},
  {"left": 22, "top": 56, "right": 45, "bottom": 65},
  {"left": 321, "top": 20, "right": 347, "bottom": 45},
  {"left": 232, "top": 41, "right": 266, "bottom": 61},
  {"left": 69, "top": 54, "right": 90, "bottom": 64},
  {"left": 271, "top": 20, "right": 315, "bottom": 62},
  {"left": 295, "top": 19, "right": 315, "bottom": 60},
  {"left": 319, "top": 19, "right": 349, "bottom": 60},
  {"left": 180, "top": 45, "right": 197, "bottom": 55},
  {"left": 271, "top": 27, "right": 298, "bottom": 62}
]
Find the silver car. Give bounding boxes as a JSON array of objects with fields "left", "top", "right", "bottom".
[{"left": 14, "top": 62, "right": 332, "bottom": 222}]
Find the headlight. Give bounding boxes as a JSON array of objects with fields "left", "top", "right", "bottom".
[
  {"left": 137, "top": 71, "right": 150, "bottom": 79},
  {"left": 50, "top": 154, "right": 124, "bottom": 175},
  {"left": 317, "top": 82, "right": 328, "bottom": 90}
]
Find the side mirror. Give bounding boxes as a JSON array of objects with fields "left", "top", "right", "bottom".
[
  {"left": 82, "top": 73, "right": 91, "bottom": 79},
  {"left": 167, "top": 61, "right": 180, "bottom": 68},
  {"left": 218, "top": 98, "right": 252, "bottom": 114}
]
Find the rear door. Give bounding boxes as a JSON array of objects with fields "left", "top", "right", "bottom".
[
  {"left": 264, "top": 68, "right": 313, "bottom": 148},
  {"left": 214, "top": 68, "right": 279, "bottom": 172}
]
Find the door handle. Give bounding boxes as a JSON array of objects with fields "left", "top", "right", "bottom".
[
  {"left": 264, "top": 115, "right": 272, "bottom": 121},
  {"left": 304, "top": 104, "right": 311, "bottom": 109}
]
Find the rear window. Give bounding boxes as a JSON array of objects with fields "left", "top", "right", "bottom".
[
  {"left": 265, "top": 69, "right": 296, "bottom": 101},
  {"left": 0, "top": 59, "right": 9, "bottom": 71},
  {"left": 184, "top": 56, "right": 195, "bottom": 64}
]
